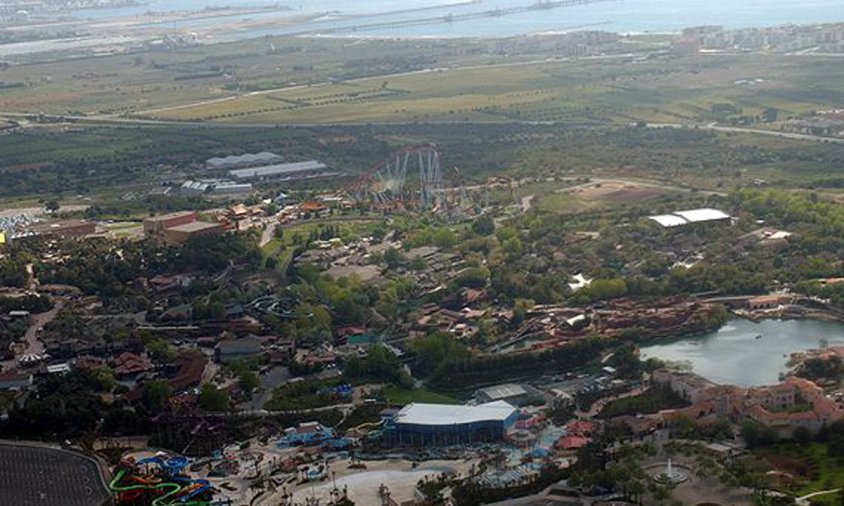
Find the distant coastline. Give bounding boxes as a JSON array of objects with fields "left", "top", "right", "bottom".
[{"left": 58, "top": 0, "right": 844, "bottom": 40}]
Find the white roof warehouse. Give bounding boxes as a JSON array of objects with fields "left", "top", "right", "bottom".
[
  {"left": 648, "top": 208, "right": 731, "bottom": 228},
  {"left": 388, "top": 401, "right": 519, "bottom": 446},
  {"left": 229, "top": 160, "right": 329, "bottom": 180},
  {"left": 395, "top": 401, "right": 517, "bottom": 426}
]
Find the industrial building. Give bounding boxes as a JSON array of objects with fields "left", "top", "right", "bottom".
[
  {"left": 162, "top": 221, "right": 224, "bottom": 245},
  {"left": 648, "top": 208, "right": 731, "bottom": 228},
  {"left": 143, "top": 211, "right": 198, "bottom": 238},
  {"left": 205, "top": 152, "right": 283, "bottom": 171},
  {"left": 213, "top": 182, "right": 254, "bottom": 196},
  {"left": 229, "top": 160, "right": 331, "bottom": 181},
  {"left": 475, "top": 383, "right": 540, "bottom": 406},
  {"left": 387, "top": 401, "right": 519, "bottom": 446},
  {"left": 180, "top": 180, "right": 253, "bottom": 197},
  {"left": 180, "top": 180, "right": 211, "bottom": 196}
]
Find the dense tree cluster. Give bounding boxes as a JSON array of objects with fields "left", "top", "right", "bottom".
[
  {"left": 1, "top": 370, "right": 149, "bottom": 438},
  {"left": 343, "top": 345, "right": 413, "bottom": 388},
  {"left": 0, "top": 295, "right": 53, "bottom": 314},
  {"left": 425, "top": 337, "right": 608, "bottom": 392},
  {"left": 36, "top": 232, "right": 261, "bottom": 297},
  {"left": 0, "top": 257, "right": 27, "bottom": 288}
]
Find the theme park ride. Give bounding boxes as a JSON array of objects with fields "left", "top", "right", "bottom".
[
  {"left": 343, "top": 145, "right": 445, "bottom": 210},
  {"left": 110, "top": 454, "right": 213, "bottom": 506}
]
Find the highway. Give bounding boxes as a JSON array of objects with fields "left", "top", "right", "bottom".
[
  {"left": 2, "top": 109, "right": 843, "bottom": 148},
  {"left": 645, "top": 122, "right": 844, "bottom": 145},
  {"left": 7, "top": 111, "right": 844, "bottom": 145}
]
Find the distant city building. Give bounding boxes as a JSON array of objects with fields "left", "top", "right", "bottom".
[
  {"left": 672, "top": 36, "right": 702, "bottom": 55},
  {"left": 205, "top": 152, "right": 283, "bottom": 171}
]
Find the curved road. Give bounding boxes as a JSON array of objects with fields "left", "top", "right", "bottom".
[{"left": 0, "top": 299, "right": 63, "bottom": 370}]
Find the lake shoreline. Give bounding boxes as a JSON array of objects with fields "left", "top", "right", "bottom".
[{"left": 640, "top": 317, "right": 844, "bottom": 387}]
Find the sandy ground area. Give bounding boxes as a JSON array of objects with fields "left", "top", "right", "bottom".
[{"left": 263, "top": 458, "right": 475, "bottom": 506}]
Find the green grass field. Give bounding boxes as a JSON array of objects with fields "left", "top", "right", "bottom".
[
  {"left": 755, "top": 442, "right": 844, "bottom": 501},
  {"left": 383, "top": 386, "right": 457, "bottom": 405},
  {"left": 262, "top": 218, "right": 385, "bottom": 267}
]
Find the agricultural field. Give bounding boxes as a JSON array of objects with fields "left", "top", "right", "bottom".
[
  {"left": 144, "top": 54, "right": 844, "bottom": 125},
  {"left": 0, "top": 29, "right": 838, "bottom": 127},
  {"left": 0, "top": 35, "right": 645, "bottom": 117}
]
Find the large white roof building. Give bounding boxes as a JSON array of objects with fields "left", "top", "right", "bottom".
[
  {"left": 395, "top": 401, "right": 517, "bottom": 426},
  {"left": 648, "top": 208, "right": 731, "bottom": 228},
  {"left": 206, "top": 152, "right": 282, "bottom": 170},
  {"left": 229, "top": 160, "right": 328, "bottom": 180}
]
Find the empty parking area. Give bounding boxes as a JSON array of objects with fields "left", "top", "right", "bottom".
[{"left": 0, "top": 442, "right": 110, "bottom": 506}]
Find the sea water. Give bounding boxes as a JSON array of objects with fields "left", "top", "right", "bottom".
[{"left": 68, "top": 0, "right": 844, "bottom": 38}]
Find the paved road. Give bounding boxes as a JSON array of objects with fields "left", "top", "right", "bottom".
[
  {"left": 6, "top": 111, "right": 844, "bottom": 148},
  {"left": 241, "top": 365, "right": 291, "bottom": 412},
  {"left": 0, "top": 300, "right": 63, "bottom": 370},
  {"left": 647, "top": 122, "right": 844, "bottom": 145},
  {"left": 576, "top": 385, "right": 648, "bottom": 419},
  {"left": 20, "top": 306, "right": 55, "bottom": 356}
]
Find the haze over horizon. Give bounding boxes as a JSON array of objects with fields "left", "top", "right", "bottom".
[{"left": 73, "top": 0, "right": 844, "bottom": 38}]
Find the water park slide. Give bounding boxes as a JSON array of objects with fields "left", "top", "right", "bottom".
[{"left": 109, "top": 455, "right": 213, "bottom": 506}]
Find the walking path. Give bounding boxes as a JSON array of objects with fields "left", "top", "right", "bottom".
[
  {"left": 0, "top": 299, "right": 63, "bottom": 370},
  {"left": 797, "top": 488, "right": 842, "bottom": 505},
  {"left": 576, "top": 385, "right": 648, "bottom": 419}
]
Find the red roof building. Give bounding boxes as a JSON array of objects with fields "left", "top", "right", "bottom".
[
  {"left": 557, "top": 436, "right": 591, "bottom": 451},
  {"left": 113, "top": 352, "right": 154, "bottom": 377}
]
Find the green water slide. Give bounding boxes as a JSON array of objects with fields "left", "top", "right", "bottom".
[{"left": 109, "top": 468, "right": 209, "bottom": 506}]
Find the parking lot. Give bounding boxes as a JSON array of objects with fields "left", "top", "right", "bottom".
[{"left": 0, "top": 442, "right": 110, "bottom": 506}]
